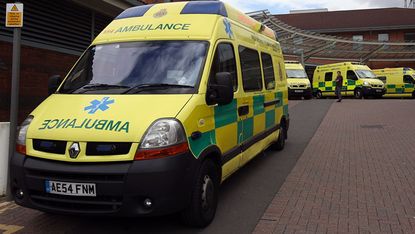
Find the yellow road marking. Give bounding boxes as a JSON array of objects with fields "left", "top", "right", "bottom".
[
  {"left": 0, "top": 224, "right": 24, "bottom": 234},
  {"left": 0, "top": 202, "right": 18, "bottom": 214}
]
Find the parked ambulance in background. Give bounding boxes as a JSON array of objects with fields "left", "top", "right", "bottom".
[
  {"left": 373, "top": 67, "right": 415, "bottom": 98},
  {"left": 285, "top": 61, "right": 312, "bottom": 99},
  {"left": 10, "top": 1, "right": 289, "bottom": 228},
  {"left": 313, "top": 62, "right": 386, "bottom": 99}
]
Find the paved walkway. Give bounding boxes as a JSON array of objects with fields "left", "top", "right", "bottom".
[{"left": 254, "top": 99, "right": 415, "bottom": 233}]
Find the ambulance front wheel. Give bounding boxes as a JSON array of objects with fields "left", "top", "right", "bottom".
[
  {"left": 412, "top": 91, "right": 415, "bottom": 99},
  {"left": 354, "top": 88, "right": 363, "bottom": 99},
  {"left": 181, "top": 158, "right": 220, "bottom": 228}
]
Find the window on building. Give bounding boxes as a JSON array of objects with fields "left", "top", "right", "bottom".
[
  {"left": 404, "top": 33, "right": 415, "bottom": 42},
  {"left": 347, "top": 70, "right": 358, "bottom": 80},
  {"left": 239, "top": 46, "right": 263, "bottom": 92},
  {"left": 210, "top": 43, "right": 238, "bottom": 91},
  {"left": 403, "top": 75, "right": 415, "bottom": 84},
  {"left": 261, "top": 53, "right": 276, "bottom": 90},
  {"left": 353, "top": 35, "right": 363, "bottom": 50},
  {"left": 378, "top": 33, "right": 389, "bottom": 42},
  {"left": 325, "top": 72, "right": 333, "bottom": 82}
]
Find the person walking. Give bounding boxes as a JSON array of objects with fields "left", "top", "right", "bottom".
[{"left": 335, "top": 71, "right": 343, "bottom": 102}]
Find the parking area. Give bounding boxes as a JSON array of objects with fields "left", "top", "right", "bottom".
[
  {"left": 255, "top": 99, "right": 415, "bottom": 233},
  {"left": 1, "top": 99, "right": 415, "bottom": 233}
]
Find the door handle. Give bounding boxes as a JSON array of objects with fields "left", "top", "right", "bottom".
[
  {"left": 264, "top": 99, "right": 280, "bottom": 107},
  {"left": 238, "top": 105, "right": 249, "bottom": 116}
]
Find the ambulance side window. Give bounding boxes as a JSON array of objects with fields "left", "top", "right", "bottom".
[
  {"left": 324, "top": 72, "right": 333, "bottom": 82},
  {"left": 239, "top": 46, "right": 263, "bottom": 92},
  {"left": 403, "top": 75, "right": 414, "bottom": 84},
  {"left": 210, "top": 43, "right": 238, "bottom": 91},
  {"left": 378, "top": 76, "right": 387, "bottom": 84},
  {"left": 261, "top": 53, "right": 275, "bottom": 90},
  {"left": 347, "top": 70, "right": 358, "bottom": 80}
]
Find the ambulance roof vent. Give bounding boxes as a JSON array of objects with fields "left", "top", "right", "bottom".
[
  {"left": 115, "top": 4, "right": 154, "bottom": 20},
  {"left": 181, "top": 1, "right": 228, "bottom": 17}
]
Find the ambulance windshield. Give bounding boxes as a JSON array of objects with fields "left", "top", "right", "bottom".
[
  {"left": 356, "top": 70, "right": 377, "bottom": 79},
  {"left": 286, "top": 69, "right": 308, "bottom": 79},
  {"left": 59, "top": 41, "right": 208, "bottom": 94}
]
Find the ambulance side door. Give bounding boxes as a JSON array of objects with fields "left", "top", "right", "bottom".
[{"left": 209, "top": 41, "right": 242, "bottom": 177}]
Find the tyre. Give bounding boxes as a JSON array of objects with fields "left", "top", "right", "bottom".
[
  {"left": 315, "top": 90, "right": 323, "bottom": 99},
  {"left": 304, "top": 94, "right": 313, "bottom": 100},
  {"left": 181, "top": 159, "right": 220, "bottom": 228},
  {"left": 412, "top": 91, "right": 415, "bottom": 99},
  {"left": 271, "top": 124, "right": 286, "bottom": 151},
  {"left": 354, "top": 89, "right": 363, "bottom": 99}
]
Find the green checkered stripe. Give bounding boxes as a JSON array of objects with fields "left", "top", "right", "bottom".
[
  {"left": 317, "top": 80, "right": 358, "bottom": 92},
  {"left": 188, "top": 92, "right": 287, "bottom": 158},
  {"left": 386, "top": 84, "right": 415, "bottom": 94}
]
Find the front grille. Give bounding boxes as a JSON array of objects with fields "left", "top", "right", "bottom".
[
  {"left": 32, "top": 140, "right": 132, "bottom": 157},
  {"left": 26, "top": 169, "right": 125, "bottom": 183},
  {"left": 372, "top": 84, "right": 383, "bottom": 88},
  {"left": 86, "top": 142, "right": 131, "bottom": 156},
  {"left": 33, "top": 139, "right": 67, "bottom": 154},
  {"left": 29, "top": 190, "right": 122, "bottom": 213}
]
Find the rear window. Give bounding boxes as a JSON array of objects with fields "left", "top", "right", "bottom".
[{"left": 261, "top": 53, "right": 276, "bottom": 90}]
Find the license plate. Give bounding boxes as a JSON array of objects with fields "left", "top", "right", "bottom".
[
  {"left": 294, "top": 90, "right": 304, "bottom": 93},
  {"left": 376, "top": 89, "right": 382, "bottom": 92},
  {"left": 45, "top": 180, "right": 96, "bottom": 197}
]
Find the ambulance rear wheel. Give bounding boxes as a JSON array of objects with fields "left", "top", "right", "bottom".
[
  {"left": 272, "top": 124, "right": 286, "bottom": 151},
  {"left": 354, "top": 89, "right": 363, "bottom": 99},
  {"left": 315, "top": 91, "right": 323, "bottom": 99},
  {"left": 412, "top": 91, "right": 415, "bottom": 99},
  {"left": 181, "top": 159, "right": 219, "bottom": 228}
]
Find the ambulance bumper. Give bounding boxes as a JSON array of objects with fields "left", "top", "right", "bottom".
[
  {"left": 288, "top": 88, "right": 312, "bottom": 97},
  {"left": 362, "top": 87, "right": 386, "bottom": 96},
  {"left": 10, "top": 151, "right": 198, "bottom": 217}
]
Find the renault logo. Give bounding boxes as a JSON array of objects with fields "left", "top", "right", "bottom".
[{"left": 69, "top": 142, "right": 80, "bottom": 159}]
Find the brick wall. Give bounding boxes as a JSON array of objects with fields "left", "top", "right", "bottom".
[{"left": 0, "top": 41, "right": 78, "bottom": 123}]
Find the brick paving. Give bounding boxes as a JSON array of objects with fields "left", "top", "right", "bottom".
[{"left": 254, "top": 99, "right": 415, "bottom": 233}]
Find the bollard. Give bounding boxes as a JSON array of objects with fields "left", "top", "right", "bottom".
[{"left": 0, "top": 123, "right": 10, "bottom": 196}]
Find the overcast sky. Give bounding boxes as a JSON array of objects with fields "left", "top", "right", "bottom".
[{"left": 222, "top": 0, "right": 406, "bottom": 14}]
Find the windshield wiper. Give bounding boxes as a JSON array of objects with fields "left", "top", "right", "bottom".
[
  {"left": 123, "top": 83, "right": 194, "bottom": 94},
  {"left": 82, "top": 83, "right": 130, "bottom": 89}
]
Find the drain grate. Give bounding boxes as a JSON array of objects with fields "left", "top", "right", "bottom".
[{"left": 360, "top": 124, "right": 384, "bottom": 129}]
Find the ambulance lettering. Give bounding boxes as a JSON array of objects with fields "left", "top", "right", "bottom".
[
  {"left": 38, "top": 119, "right": 130, "bottom": 133},
  {"left": 114, "top": 23, "right": 191, "bottom": 33}
]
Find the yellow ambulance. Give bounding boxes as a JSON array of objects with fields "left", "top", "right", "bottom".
[
  {"left": 10, "top": 1, "right": 289, "bottom": 227},
  {"left": 373, "top": 67, "right": 415, "bottom": 98},
  {"left": 284, "top": 61, "right": 312, "bottom": 99},
  {"left": 313, "top": 62, "right": 385, "bottom": 99}
]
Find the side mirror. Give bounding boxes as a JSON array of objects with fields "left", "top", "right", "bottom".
[
  {"left": 206, "top": 72, "right": 234, "bottom": 105},
  {"left": 48, "top": 75, "right": 63, "bottom": 95}
]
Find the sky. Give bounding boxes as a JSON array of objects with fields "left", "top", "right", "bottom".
[{"left": 221, "top": 0, "right": 406, "bottom": 14}]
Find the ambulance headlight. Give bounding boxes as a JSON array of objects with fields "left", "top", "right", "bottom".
[
  {"left": 363, "top": 81, "right": 370, "bottom": 86},
  {"left": 140, "top": 119, "right": 186, "bottom": 149},
  {"left": 16, "top": 115, "right": 33, "bottom": 146},
  {"left": 136, "top": 119, "right": 189, "bottom": 160}
]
